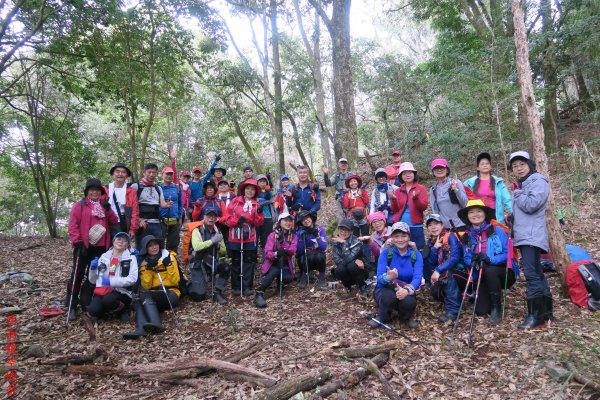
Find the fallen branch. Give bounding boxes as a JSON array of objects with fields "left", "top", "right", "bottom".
[
  {"left": 39, "top": 348, "right": 106, "bottom": 365},
  {"left": 17, "top": 243, "right": 43, "bottom": 251},
  {"left": 65, "top": 356, "right": 277, "bottom": 386},
  {"left": 549, "top": 362, "right": 600, "bottom": 393},
  {"left": 255, "top": 369, "right": 331, "bottom": 400},
  {"left": 282, "top": 339, "right": 350, "bottom": 362},
  {"left": 335, "top": 340, "right": 407, "bottom": 358},
  {"left": 363, "top": 358, "right": 401, "bottom": 400},
  {"left": 222, "top": 372, "right": 277, "bottom": 388},
  {"left": 0, "top": 307, "right": 23, "bottom": 316},
  {"left": 310, "top": 353, "right": 389, "bottom": 398}
]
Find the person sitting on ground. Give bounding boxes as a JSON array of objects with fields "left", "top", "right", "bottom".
[
  {"left": 285, "top": 165, "right": 321, "bottom": 216},
  {"left": 296, "top": 210, "right": 328, "bottom": 290},
  {"left": 67, "top": 178, "right": 119, "bottom": 321},
  {"left": 256, "top": 174, "right": 274, "bottom": 252},
  {"left": 424, "top": 214, "right": 465, "bottom": 322},
  {"left": 390, "top": 162, "right": 428, "bottom": 250},
  {"left": 86, "top": 232, "right": 138, "bottom": 323},
  {"left": 367, "top": 211, "right": 391, "bottom": 265},
  {"left": 385, "top": 150, "right": 403, "bottom": 185},
  {"left": 370, "top": 222, "right": 423, "bottom": 330},
  {"left": 369, "top": 168, "right": 397, "bottom": 225},
  {"left": 459, "top": 199, "right": 514, "bottom": 324},
  {"left": 464, "top": 152, "right": 512, "bottom": 225},
  {"left": 323, "top": 158, "right": 354, "bottom": 222},
  {"left": 429, "top": 158, "right": 469, "bottom": 231},
  {"left": 189, "top": 204, "right": 229, "bottom": 305},
  {"left": 332, "top": 218, "right": 369, "bottom": 297},
  {"left": 254, "top": 212, "right": 298, "bottom": 308},
  {"left": 509, "top": 151, "right": 553, "bottom": 329},
  {"left": 123, "top": 235, "right": 180, "bottom": 339},
  {"left": 226, "top": 179, "right": 265, "bottom": 296},
  {"left": 102, "top": 163, "right": 139, "bottom": 238}
]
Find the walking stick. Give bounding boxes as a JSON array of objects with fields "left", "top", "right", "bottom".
[
  {"left": 155, "top": 267, "right": 179, "bottom": 327},
  {"left": 239, "top": 226, "right": 244, "bottom": 298},
  {"left": 467, "top": 260, "right": 484, "bottom": 348},
  {"left": 211, "top": 246, "right": 216, "bottom": 301},
  {"left": 367, "top": 316, "right": 433, "bottom": 356},
  {"left": 279, "top": 251, "right": 285, "bottom": 309},
  {"left": 503, "top": 238, "right": 514, "bottom": 319},
  {"left": 451, "top": 265, "right": 475, "bottom": 339},
  {"left": 66, "top": 247, "right": 81, "bottom": 325},
  {"left": 303, "top": 233, "right": 310, "bottom": 288}
]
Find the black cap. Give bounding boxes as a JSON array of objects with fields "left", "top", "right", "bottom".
[
  {"left": 110, "top": 163, "right": 132, "bottom": 177},
  {"left": 338, "top": 218, "right": 355, "bottom": 231},
  {"left": 84, "top": 178, "right": 106, "bottom": 196},
  {"left": 476, "top": 152, "right": 491, "bottom": 165},
  {"left": 243, "top": 166, "right": 253, "bottom": 172}
]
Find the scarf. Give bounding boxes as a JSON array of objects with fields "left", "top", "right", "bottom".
[
  {"left": 141, "top": 178, "right": 155, "bottom": 187},
  {"left": 471, "top": 223, "right": 490, "bottom": 255},
  {"left": 243, "top": 198, "right": 253, "bottom": 213},
  {"left": 90, "top": 199, "right": 105, "bottom": 218},
  {"left": 373, "top": 183, "right": 390, "bottom": 211},
  {"left": 372, "top": 227, "right": 390, "bottom": 247}
]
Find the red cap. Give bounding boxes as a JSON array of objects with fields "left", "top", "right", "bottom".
[
  {"left": 192, "top": 167, "right": 202, "bottom": 173},
  {"left": 162, "top": 167, "right": 174, "bottom": 174},
  {"left": 392, "top": 150, "right": 402, "bottom": 156},
  {"left": 181, "top": 170, "right": 191, "bottom": 177}
]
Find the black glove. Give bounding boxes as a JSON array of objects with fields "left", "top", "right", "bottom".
[
  {"left": 313, "top": 183, "right": 319, "bottom": 192},
  {"left": 481, "top": 255, "right": 491, "bottom": 266},
  {"left": 103, "top": 200, "right": 111, "bottom": 211},
  {"left": 237, "top": 216, "right": 246, "bottom": 227},
  {"left": 308, "top": 227, "right": 318, "bottom": 237},
  {"left": 162, "top": 255, "right": 172, "bottom": 267},
  {"left": 471, "top": 253, "right": 483, "bottom": 264},
  {"left": 276, "top": 249, "right": 286, "bottom": 258},
  {"left": 146, "top": 258, "right": 158, "bottom": 270},
  {"left": 215, "top": 154, "right": 222, "bottom": 162},
  {"left": 256, "top": 206, "right": 263, "bottom": 214},
  {"left": 74, "top": 241, "right": 87, "bottom": 256}
]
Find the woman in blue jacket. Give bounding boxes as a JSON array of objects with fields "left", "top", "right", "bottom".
[
  {"left": 463, "top": 152, "right": 512, "bottom": 225},
  {"left": 370, "top": 222, "right": 423, "bottom": 329},
  {"left": 296, "top": 211, "right": 328, "bottom": 290},
  {"left": 459, "top": 200, "right": 515, "bottom": 324}
]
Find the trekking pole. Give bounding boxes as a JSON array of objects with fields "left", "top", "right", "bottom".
[
  {"left": 467, "top": 260, "right": 484, "bottom": 348},
  {"left": 303, "top": 234, "right": 310, "bottom": 289},
  {"left": 239, "top": 226, "right": 244, "bottom": 298},
  {"left": 279, "top": 251, "right": 285, "bottom": 309},
  {"left": 211, "top": 246, "right": 216, "bottom": 301},
  {"left": 502, "top": 237, "right": 514, "bottom": 319},
  {"left": 155, "top": 267, "right": 179, "bottom": 327},
  {"left": 66, "top": 248, "right": 81, "bottom": 325},
  {"left": 451, "top": 265, "right": 475, "bottom": 339},
  {"left": 366, "top": 316, "right": 433, "bottom": 356}
]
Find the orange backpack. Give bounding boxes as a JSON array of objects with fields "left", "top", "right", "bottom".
[{"left": 181, "top": 221, "right": 204, "bottom": 264}]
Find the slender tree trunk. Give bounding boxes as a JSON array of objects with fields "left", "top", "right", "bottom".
[
  {"left": 222, "top": 96, "right": 261, "bottom": 173},
  {"left": 574, "top": 63, "right": 595, "bottom": 113},
  {"left": 283, "top": 108, "right": 314, "bottom": 181},
  {"left": 540, "top": 0, "right": 559, "bottom": 152},
  {"left": 512, "top": 0, "right": 570, "bottom": 295},
  {"left": 270, "top": 0, "right": 285, "bottom": 175}
]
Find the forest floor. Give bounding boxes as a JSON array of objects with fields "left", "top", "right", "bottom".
[{"left": 1, "top": 125, "right": 600, "bottom": 400}]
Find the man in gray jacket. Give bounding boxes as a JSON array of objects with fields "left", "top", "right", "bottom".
[{"left": 509, "top": 151, "right": 553, "bottom": 329}]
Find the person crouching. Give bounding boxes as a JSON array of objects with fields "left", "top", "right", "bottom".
[
  {"left": 370, "top": 222, "right": 423, "bottom": 329},
  {"left": 332, "top": 218, "right": 369, "bottom": 297},
  {"left": 254, "top": 212, "right": 297, "bottom": 308},
  {"left": 296, "top": 210, "right": 328, "bottom": 290}
]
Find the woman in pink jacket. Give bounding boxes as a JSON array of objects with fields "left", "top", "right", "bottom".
[
  {"left": 254, "top": 212, "right": 297, "bottom": 308},
  {"left": 390, "top": 162, "right": 429, "bottom": 250},
  {"left": 67, "top": 178, "right": 118, "bottom": 321}
]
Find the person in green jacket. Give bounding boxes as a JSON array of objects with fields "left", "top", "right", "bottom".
[{"left": 463, "top": 152, "right": 512, "bottom": 225}]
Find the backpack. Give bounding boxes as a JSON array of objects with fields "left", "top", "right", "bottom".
[
  {"left": 385, "top": 247, "right": 418, "bottom": 287},
  {"left": 182, "top": 221, "right": 204, "bottom": 264},
  {"left": 136, "top": 181, "right": 162, "bottom": 219}
]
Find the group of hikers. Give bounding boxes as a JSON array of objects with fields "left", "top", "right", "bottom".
[{"left": 66, "top": 148, "right": 554, "bottom": 339}]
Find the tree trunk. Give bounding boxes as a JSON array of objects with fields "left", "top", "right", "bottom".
[
  {"left": 310, "top": 0, "right": 358, "bottom": 168},
  {"left": 284, "top": 108, "right": 315, "bottom": 181},
  {"left": 270, "top": 0, "right": 285, "bottom": 175},
  {"left": 222, "top": 96, "right": 262, "bottom": 173},
  {"left": 574, "top": 64, "right": 595, "bottom": 113},
  {"left": 540, "top": 0, "right": 559, "bottom": 152},
  {"left": 512, "top": 0, "right": 570, "bottom": 295},
  {"left": 255, "top": 369, "right": 331, "bottom": 400}
]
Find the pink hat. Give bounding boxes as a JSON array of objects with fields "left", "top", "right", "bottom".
[
  {"left": 398, "top": 162, "right": 417, "bottom": 176},
  {"left": 367, "top": 211, "right": 386, "bottom": 225},
  {"left": 162, "top": 167, "right": 174, "bottom": 174},
  {"left": 431, "top": 158, "right": 449, "bottom": 170}
]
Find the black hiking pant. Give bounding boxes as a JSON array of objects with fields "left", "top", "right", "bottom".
[
  {"left": 140, "top": 289, "right": 179, "bottom": 311},
  {"left": 87, "top": 291, "right": 131, "bottom": 318},
  {"left": 334, "top": 260, "right": 367, "bottom": 289},
  {"left": 374, "top": 287, "right": 417, "bottom": 323},
  {"left": 258, "top": 263, "right": 294, "bottom": 292},
  {"left": 66, "top": 246, "right": 105, "bottom": 310},
  {"left": 475, "top": 266, "right": 516, "bottom": 315}
]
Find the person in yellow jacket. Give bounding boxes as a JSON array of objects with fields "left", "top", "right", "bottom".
[{"left": 123, "top": 235, "right": 179, "bottom": 339}]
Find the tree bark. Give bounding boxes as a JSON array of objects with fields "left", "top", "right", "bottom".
[
  {"left": 309, "top": 0, "right": 358, "bottom": 168},
  {"left": 270, "top": 0, "right": 286, "bottom": 175},
  {"left": 512, "top": 0, "right": 570, "bottom": 295},
  {"left": 309, "top": 353, "right": 388, "bottom": 398},
  {"left": 283, "top": 108, "right": 314, "bottom": 181},
  {"left": 255, "top": 369, "right": 331, "bottom": 400},
  {"left": 540, "top": 0, "right": 559, "bottom": 152},
  {"left": 363, "top": 358, "right": 401, "bottom": 400},
  {"left": 335, "top": 339, "right": 407, "bottom": 358}
]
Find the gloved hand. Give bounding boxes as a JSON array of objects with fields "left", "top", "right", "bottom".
[
  {"left": 162, "top": 255, "right": 172, "bottom": 267},
  {"left": 309, "top": 227, "right": 319, "bottom": 237},
  {"left": 256, "top": 206, "right": 263, "bottom": 214},
  {"left": 481, "top": 255, "right": 491, "bottom": 265},
  {"left": 215, "top": 154, "right": 222, "bottom": 162},
  {"left": 313, "top": 183, "right": 319, "bottom": 192},
  {"left": 237, "top": 216, "right": 246, "bottom": 227},
  {"left": 471, "top": 253, "right": 483, "bottom": 264},
  {"left": 90, "top": 257, "right": 99, "bottom": 270},
  {"left": 210, "top": 232, "right": 223, "bottom": 244},
  {"left": 276, "top": 249, "right": 286, "bottom": 258},
  {"left": 74, "top": 241, "right": 87, "bottom": 256},
  {"left": 103, "top": 200, "right": 111, "bottom": 211},
  {"left": 146, "top": 258, "right": 158, "bottom": 270}
]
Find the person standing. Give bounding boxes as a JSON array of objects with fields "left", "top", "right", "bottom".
[
  {"left": 509, "top": 151, "right": 553, "bottom": 329},
  {"left": 369, "top": 168, "right": 397, "bottom": 225},
  {"left": 256, "top": 174, "right": 275, "bottom": 252},
  {"left": 429, "top": 158, "right": 469, "bottom": 231},
  {"left": 67, "top": 178, "right": 118, "bottom": 321},
  {"left": 159, "top": 167, "right": 183, "bottom": 252},
  {"left": 189, "top": 155, "right": 220, "bottom": 204},
  {"left": 286, "top": 165, "right": 321, "bottom": 217},
  {"left": 323, "top": 158, "right": 353, "bottom": 222},
  {"left": 102, "top": 163, "right": 139, "bottom": 238},
  {"left": 385, "top": 150, "right": 403, "bottom": 185}
]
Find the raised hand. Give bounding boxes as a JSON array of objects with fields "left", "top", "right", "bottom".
[
  {"left": 386, "top": 266, "right": 398, "bottom": 281},
  {"left": 321, "top": 165, "right": 329, "bottom": 175}
]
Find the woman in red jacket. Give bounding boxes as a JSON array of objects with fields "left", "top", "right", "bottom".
[
  {"left": 226, "top": 179, "right": 265, "bottom": 297},
  {"left": 67, "top": 178, "right": 118, "bottom": 321},
  {"left": 390, "top": 162, "right": 428, "bottom": 250}
]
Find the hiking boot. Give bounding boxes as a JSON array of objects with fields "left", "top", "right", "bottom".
[
  {"left": 359, "top": 284, "right": 370, "bottom": 298},
  {"left": 318, "top": 272, "right": 329, "bottom": 291},
  {"left": 517, "top": 297, "right": 546, "bottom": 330},
  {"left": 213, "top": 292, "right": 228, "bottom": 305},
  {"left": 298, "top": 273, "right": 309, "bottom": 289},
  {"left": 254, "top": 291, "right": 267, "bottom": 308},
  {"left": 403, "top": 318, "right": 418, "bottom": 329},
  {"left": 368, "top": 319, "right": 380, "bottom": 329},
  {"left": 543, "top": 294, "right": 554, "bottom": 322},
  {"left": 232, "top": 289, "right": 241, "bottom": 297},
  {"left": 438, "top": 312, "right": 457, "bottom": 323},
  {"left": 141, "top": 298, "right": 164, "bottom": 334},
  {"left": 119, "top": 309, "right": 131, "bottom": 323},
  {"left": 243, "top": 289, "right": 255, "bottom": 297},
  {"left": 68, "top": 308, "right": 77, "bottom": 322},
  {"left": 123, "top": 302, "right": 148, "bottom": 340},
  {"left": 489, "top": 292, "right": 502, "bottom": 324}
]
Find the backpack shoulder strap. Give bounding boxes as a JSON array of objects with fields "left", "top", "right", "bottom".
[
  {"left": 387, "top": 248, "right": 394, "bottom": 267},
  {"left": 136, "top": 181, "right": 144, "bottom": 199},
  {"left": 410, "top": 249, "right": 417, "bottom": 266}
]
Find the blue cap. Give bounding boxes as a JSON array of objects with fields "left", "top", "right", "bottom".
[
  {"left": 280, "top": 174, "right": 289, "bottom": 181},
  {"left": 113, "top": 232, "right": 131, "bottom": 246},
  {"left": 202, "top": 203, "right": 222, "bottom": 217}
]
